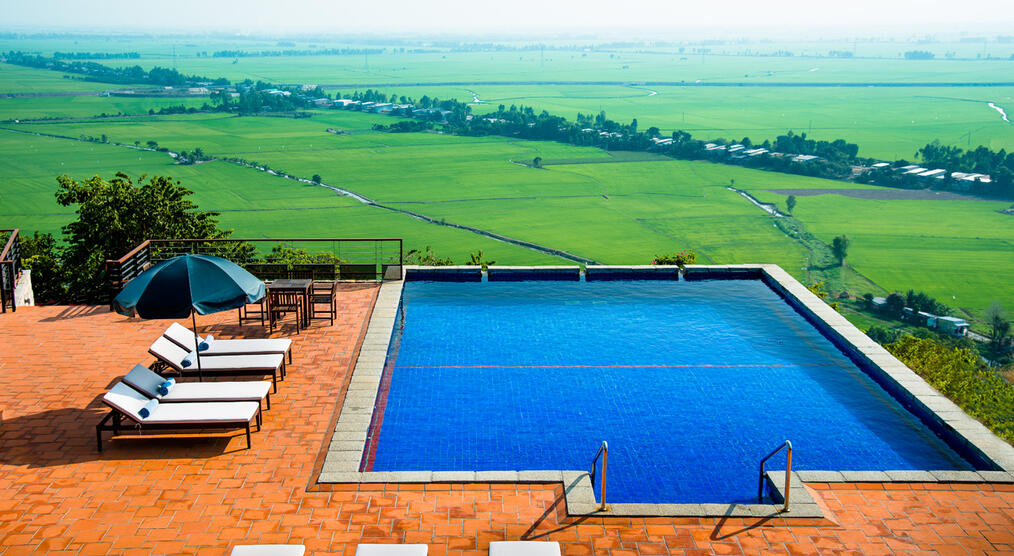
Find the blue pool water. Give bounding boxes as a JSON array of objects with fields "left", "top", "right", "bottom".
[{"left": 368, "top": 279, "right": 974, "bottom": 503}]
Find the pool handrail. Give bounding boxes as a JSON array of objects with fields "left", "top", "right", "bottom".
[
  {"left": 758, "top": 440, "right": 793, "bottom": 512},
  {"left": 591, "top": 440, "right": 609, "bottom": 512}
]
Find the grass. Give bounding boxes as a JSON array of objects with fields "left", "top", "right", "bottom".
[
  {"left": 0, "top": 129, "right": 567, "bottom": 265},
  {"left": 0, "top": 63, "right": 114, "bottom": 93},
  {"left": 0, "top": 95, "right": 211, "bottom": 121},
  {"left": 0, "top": 54, "right": 1009, "bottom": 318}
]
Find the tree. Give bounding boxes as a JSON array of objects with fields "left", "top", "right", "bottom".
[
  {"left": 985, "top": 302, "right": 1012, "bottom": 358},
  {"left": 831, "top": 234, "right": 850, "bottom": 265},
  {"left": 311, "top": 174, "right": 322, "bottom": 183},
  {"left": 55, "top": 172, "right": 231, "bottom": 302},
  {"left": 885, "top": 292, "right": 905, "bottom": 316},
  {"left": 467, "top": 250, "right": 496, "bottom": 271},
  {"left": 405, "top": 245, "right": 453, "bottom": 266},
  {"left": 532, "top": 156, "right": 542, "bottom": 168},
  {"left": 786, "top": 195, "right": 797, "bottom": 214}
]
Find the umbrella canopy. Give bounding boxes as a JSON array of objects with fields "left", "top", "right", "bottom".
[{"left": 113, "top": 254, "right": 264, "bottom": 319}]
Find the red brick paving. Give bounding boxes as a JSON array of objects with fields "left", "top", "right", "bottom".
[{"left": 2, "top": 291, "right": 1014, "bottom": 555}]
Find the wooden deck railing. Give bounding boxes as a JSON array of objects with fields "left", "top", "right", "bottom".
[
  {"left": 0, "top": 229, "right": 21, "bottom": 313},
  {"left": 106, "top": 237, "right": 402, "bottom": 305}
]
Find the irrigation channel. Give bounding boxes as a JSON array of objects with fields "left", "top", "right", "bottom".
[{"left": 0, "top": 126, "right": 598, "bottom": 265}]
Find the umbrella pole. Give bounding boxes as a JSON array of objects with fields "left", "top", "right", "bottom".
[{"left": 192, "top": 309, "right": 203, "bottom": 382}]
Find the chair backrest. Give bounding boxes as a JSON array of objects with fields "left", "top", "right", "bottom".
[
  {"left": 122, "top": 363, "right": 165, "bottom": 398},
  {"left": 149, "top": 336, "right": 191, "bottom": 370},
  {"left": 103, "top": 382, "right": 151, "bottom": 424},
  {"left": 164, "top": 322, "right": 200, "bottom": 352},
  {"left": 268, "top": 289, "right": 301, "bottom": 309}
]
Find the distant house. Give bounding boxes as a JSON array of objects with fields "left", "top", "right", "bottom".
[
  {"left": 744, "top": 148, "right": 769, "bottom": 157},
  {"left": 937, "top": 316, "right": 970, "bottom": 336},
  {"left": 871, "top": 162, "right": 891, "bottom": 168},
  {"left": 872, "top": 296, "right": 887, "bottom": 309},
  {"left": 917, "top": 169, "right": 947, "bottom": 179},
  {"left": 727, "top": 144, "right": 745, "bottom": 152},
  {"left": 903, "top": 167, "right": 928, "bottom": 175},
  {"left": 792, "top": 154, "right": 820, "bottom": 163}
]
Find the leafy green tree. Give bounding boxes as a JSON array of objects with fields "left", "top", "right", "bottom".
[
  {"left": 532, "top": 156, "right": 542, "bottom": 168},
  {"left": 311, "top": 174, "right": 322, "bottom": 183},
  {"left": 831, "top": 234, "right": 850, "bottom": 265},
  {"left": 55, "top": 172, "right": 231, "bottom": 303},
  {"left": 986, "top": 302, "right": 1012, "bottom": 358},
  {"left": 885, "top": 292, "right": 905, "bottom": 316},
  {"left": 786, "top": 195, "right": 796, "bottom": 214},
  {"left": 865, "top": 325, "right": 900, "bottom": 345},
  {"left": 467, "top": 250, "right": 496, "bottom": 271},
  {"left": 405, "top": 245, "right": 453, "bottom": 266},
  {"left": 18, "top": 231, "right": 65, "bottom": 303}
]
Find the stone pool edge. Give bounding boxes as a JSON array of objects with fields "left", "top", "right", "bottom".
[{"left": 317, "top": 264, "right": 1014, "bottom": 518}]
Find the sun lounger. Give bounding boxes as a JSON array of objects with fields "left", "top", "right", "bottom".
[
  {"left": 123, "top": 363, "right": 271, "bottom": 411},
  {"left": 164, "top": 322, "right": 293, "bottom": 364},
  {"left": 230, "top": 545, "right": 305, "bottom": 556},
  {"left": 355, "top": 545, "right": 428, "bottom": 556},
  {"left": 489, "top": 542, "right": 561, "bottom": 556},
  {"left": 149, "top": 337, "right": 284, "bottom": 392},
  {"left": 96, "top": 383, "right": 260, "bottom": 451}
]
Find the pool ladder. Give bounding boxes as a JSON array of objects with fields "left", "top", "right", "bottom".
[
  {"left": 591, "top": 441, "right": 609, "bottom": 512},
  {"left": 758, "top": 440, "right": 793, "bottom": 512}
]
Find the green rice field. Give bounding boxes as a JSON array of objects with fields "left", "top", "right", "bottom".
[{"left": 1, "top": 36, "right": 1013, "bottom": 322}]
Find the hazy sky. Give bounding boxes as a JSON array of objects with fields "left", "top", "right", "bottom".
[{"left": 2, "top": 0, "right": 1012, "bottom": 34}]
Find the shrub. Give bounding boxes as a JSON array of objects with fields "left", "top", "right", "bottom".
[
  {"left": 651, "top": 249, "right": 697, "bottom": 268},
  {"left": 886, "top": 335, "right": 1014, "bottom": 444}
]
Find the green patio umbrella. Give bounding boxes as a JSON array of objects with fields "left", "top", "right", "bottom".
[{"left": 112, "top": 254, "right": 265, "bottom": 379}]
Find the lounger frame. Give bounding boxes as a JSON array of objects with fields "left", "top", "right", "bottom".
[{"left": 96, "top": 406, "right": 260, "bottom": 452}]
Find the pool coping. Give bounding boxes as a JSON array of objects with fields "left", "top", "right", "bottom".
[{"left": 317, "top": 264, "right": 1014, "bottom": 518}]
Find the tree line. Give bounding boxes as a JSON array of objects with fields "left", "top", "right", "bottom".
[
  {"left": 211, "top": 48, "right": 384, "bottom": 57},
  {"left": 3, "top": 51, "right": 228, "bottom": 87}
]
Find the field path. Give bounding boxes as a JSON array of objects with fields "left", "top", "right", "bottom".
[{"left": 0, "top": 126, "right": 598, "bottom": 265}]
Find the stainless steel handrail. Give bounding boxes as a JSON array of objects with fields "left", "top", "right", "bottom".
[
  {"left": 591, "top": 440, "right": 609, "bottom": 511},
  {"left": 758, "top": 440, "right": 793, "bottom": 512}
]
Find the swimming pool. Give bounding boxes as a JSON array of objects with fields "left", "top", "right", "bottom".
[{"left": 362, "top": 277, "right": 977, "bottom": 504}]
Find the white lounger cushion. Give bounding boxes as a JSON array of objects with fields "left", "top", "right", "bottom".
[
  {"left": 489, "top": 542, "right": 561, "bottom": 556},
  {"left": 165, "top": 322, "right": 292, "bottom": 356},
  {"left": 231, "top": 545, "right": 305, "bottom": 556},
  {"left": 164, "top": 381, "right": 271, "bottom": 403},
  {"left": 150, "top": 337, "right": 283, "bottom": 371},
  {"left": 103, "top": 383, "right": 258, "bottom": 425},
  {"left": 355, "top": 545, "right": 428, "bottom": 556},
  {"left": 124, "top": 364, "right": 270, "bottom": 403}
]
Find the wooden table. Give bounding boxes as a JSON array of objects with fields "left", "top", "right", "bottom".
[{"left": 266, "top": 279, "right": 312, "bottom": 328}]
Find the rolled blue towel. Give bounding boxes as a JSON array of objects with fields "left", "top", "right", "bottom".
[
  {"left": 181, "top": 350, "right": 197, "bottom": 368},
  {"left": 157, "top": 378, "right": 176, "bottom": 397},
  {"left": 198, "top": 335, "right": 214, "bottom": 352},
  {"left": 138, "top": 399, "right": 158, "bottom": 419}
]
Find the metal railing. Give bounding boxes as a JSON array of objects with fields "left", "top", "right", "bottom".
[
  {"left": 106, "top": 237, "right": 403, "bottom": 305},
  {"left": 1, "top": 229, "right": 21, "bottom": 313},
  {"left": 758, "top": 440, "right": 793, "bottom": 513},
  {"left": 590, "top": 440, "right": 609, "bottom": 512}
]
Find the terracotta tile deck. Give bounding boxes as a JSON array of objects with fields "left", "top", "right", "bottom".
[{"left": 2, "top": 291, "right": 1014, "bottom": 555}]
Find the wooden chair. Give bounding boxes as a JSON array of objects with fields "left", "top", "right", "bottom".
[
  {"left": 310, "top": 280, "right": 340, "bottom": 325},
  {"left": 239, "top": 263, "right": 288, "bottom": 326},
  {"left": 268, "top": 290, "right": 302, "bottom": 334}
]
